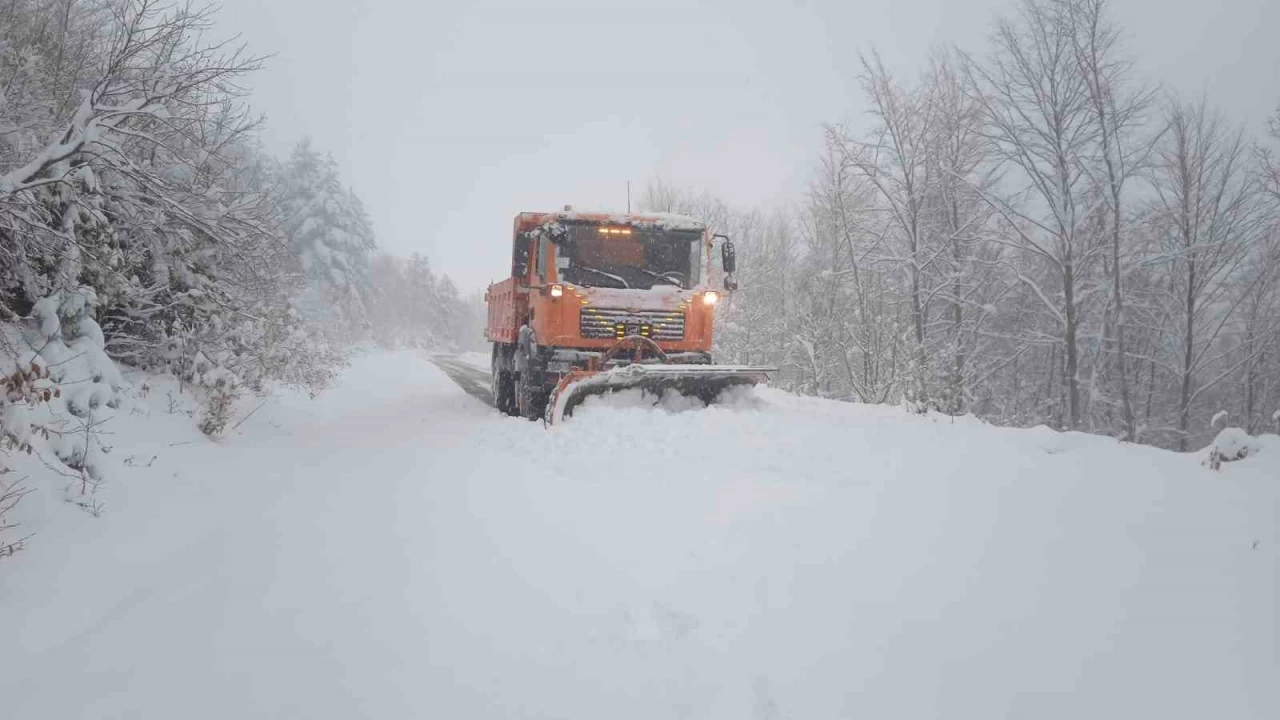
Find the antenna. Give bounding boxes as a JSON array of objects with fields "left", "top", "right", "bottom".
[{"left": 627, "top": 180, "right": 631, "bottom": 213}]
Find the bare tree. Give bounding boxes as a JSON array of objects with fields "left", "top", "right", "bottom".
[
  {"left": 921, "top": 52, "right": 1000, "bottom": 415},
  {"left": 962, "top": 0, "right": 1107, "bottom": 429},
  {"left": 1264, "top": 107, "right": 1280, "bottom": 202},
  {"left": 1147, "top": 99, "right": 1269, "bottom": 449},
  {"left": 1233, "top": 231, "right": 1280, "bottom": 433},
  {"left": 833, "top": 52, "right": 938, "bottom": 408},
  {"left": 1068, "top": 0, "right": 1158, "bottom": 441},
  {"left": 807, "top": 133, "right": 905, "bottom": 402}
]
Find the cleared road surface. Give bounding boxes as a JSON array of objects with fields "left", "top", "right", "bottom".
[{"left": 431, "top": 355, "right": 494, "bottom": 408}]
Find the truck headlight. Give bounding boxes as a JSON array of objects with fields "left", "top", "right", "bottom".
[
  {"left": 702, "top": 290, "right": 719, "bottom": 306},
  {"left": 550, "top": 284, "right": 563, "bottom": 298}
]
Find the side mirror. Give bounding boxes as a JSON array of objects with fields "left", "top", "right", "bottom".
[
  {"left": 513, "top": 234, "right": 531, "bottom": 278},
  {"left": 720, "top": 238, "right": 737, "bottom": 275},
  {"left": 712, "top": 234, "right": 738, "bottom": 292}
]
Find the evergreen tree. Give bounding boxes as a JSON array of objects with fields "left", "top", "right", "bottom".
[{"left": 279, "top": 140, "right": 376, "bottom": 339}]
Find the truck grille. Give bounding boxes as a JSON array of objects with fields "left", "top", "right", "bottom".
[{"left": 580, "top": 308, "right": 685, "bottom": 341}]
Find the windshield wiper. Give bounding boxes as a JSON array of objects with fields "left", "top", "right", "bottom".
[
  {"left": 632, "top": 267, "right": 682, "bottom": 288},
  {"left": 574, "top": 265, "right": 629, "bottom": 289}
]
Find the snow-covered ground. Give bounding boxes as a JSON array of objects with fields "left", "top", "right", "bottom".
[{"left": 2, "top": 350, "right": 1276, "bottom": 719}]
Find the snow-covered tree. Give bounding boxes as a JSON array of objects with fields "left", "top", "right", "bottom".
[
  {"left": 279, "top": 139, "right": 376, "bottom": 340},
  {"left": 1, "top": 1, "right": 379, "bottom": 509}
]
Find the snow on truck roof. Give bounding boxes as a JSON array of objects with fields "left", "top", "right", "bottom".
[{"left": 515, "top": 210, "right": 705, "bottom": 234}]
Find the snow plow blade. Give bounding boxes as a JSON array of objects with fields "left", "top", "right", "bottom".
[{"left": 547, "top": 364, "right": 776, "bottom": 425}]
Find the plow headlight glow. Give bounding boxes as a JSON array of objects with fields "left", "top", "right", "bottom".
[
  {"left": 702, "top": 290, "right": 719, "bottom": 306},
  {"left": 550, "top": 284, "right": 563, "bottom": 298}
]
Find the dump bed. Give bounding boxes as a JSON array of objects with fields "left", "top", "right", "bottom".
[{"left": 484, "top": 277, "right": 526, "bottom": 345}]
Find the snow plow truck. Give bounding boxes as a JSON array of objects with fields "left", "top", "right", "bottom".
[{"left": 485, "top": 209, "right": 774, "bottom": 423}]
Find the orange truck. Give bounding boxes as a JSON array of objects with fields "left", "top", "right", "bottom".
[{"left": 485, "top": 208, "right": 773, "bottom": 422}]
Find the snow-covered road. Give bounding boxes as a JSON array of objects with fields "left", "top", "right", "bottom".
[{"left": 2, "top": 350, "right": 1276, "bottom": 719}]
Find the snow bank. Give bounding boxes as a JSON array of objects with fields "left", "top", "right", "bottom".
[
  {"left": 1204, "top": 427, "right": 1271, "bottom": 470},
  {"left": 2, "top": 351, "right": 1276, "bottom": 719}
]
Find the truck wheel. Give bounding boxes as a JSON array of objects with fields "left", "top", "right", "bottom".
[
  {"left": 515, "top": 368, "right": 548, "bottom": 422},
  {"left": 513, "top": 342, "right": 548, "bottom": 421},
  {"left": 491, "top": 345, "right": 516, "bottom": 415},
  {"left": 516, "top": 373, "right": 545, "bottom": 421},
  {"left": 496, "top": 373, "right": 516, "bottom": 415}
]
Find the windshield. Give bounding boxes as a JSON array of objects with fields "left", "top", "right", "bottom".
[{"left": 555, "top": 225, "right": 702, "bottom": 290}]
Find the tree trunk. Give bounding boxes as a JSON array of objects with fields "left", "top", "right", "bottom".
[
  {"left": 1108, "top": 178, "right": 1136, "bottom": 441},
  {"left": 1143, "top": 353, "right": 1156, "bottom": 434},
  {"left": 1178, "top": 262, "right": 1196, "bottom": 451},
  {"left": 1244, "top": 340, "right": 1257, "bottom": 434},
  {"left": 1063, "top": 262, "right": 1081, "bottom": 429},
  {"left": 949, "top": 199, "right": 965, "bottom": 415},
  {"left": 910, "top": 260, "right": 927, "bottom": 408},
  {"left": 908, "top": 209, "right": 928, "bottom": 409}
]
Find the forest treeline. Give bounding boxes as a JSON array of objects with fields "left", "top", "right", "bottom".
[{"left": 647, "top": 0, "right": 1280, "bottom": 450}]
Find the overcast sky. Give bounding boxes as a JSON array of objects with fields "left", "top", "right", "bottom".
[{"left": 212, "top": 0, "right": 1280, "bottom": 293}]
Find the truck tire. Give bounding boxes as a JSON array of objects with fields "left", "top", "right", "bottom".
[
  {"left": 491, "top": 345, "right": 517, "bottom": 416},
  {"left": 514, "top": 344, "right": 548, "bottom": 422},
  {"left": 516, "top": 373, "right": 548, "bottom": 422}
]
